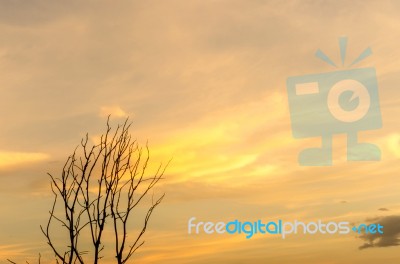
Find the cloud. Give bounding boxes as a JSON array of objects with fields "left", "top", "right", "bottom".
[
  {"left": 1, "top": 1, "right": 400, "bottom": 263},
  {"left": 378, "top": 208, "right": 390, "bottom": 211},
  {"left": 359, "top": 215, "right": 400, "bottom": 250},
  {"left": 0, "top": 151, "right": 49, "bottom": 169},
  {"left": 99, "top": 106, "right": 129, "bottom": 118},
  {"left": 386, "top": 133, "right": 400, "bottom": 158}
]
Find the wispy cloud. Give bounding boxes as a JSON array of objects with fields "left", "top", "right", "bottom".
[
  {"left": 1, "top": 0, "right": 400, "bottom": 263},
  {"left": 99, "top": 105, "right": 129, "bottom": 118},
  {"left": 0, "top": 151, "right": 48, "bottom": 169}
]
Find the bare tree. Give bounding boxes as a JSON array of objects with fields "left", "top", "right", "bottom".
[{"left": 37, "top": 117, "right": 167, "bottom": 263}]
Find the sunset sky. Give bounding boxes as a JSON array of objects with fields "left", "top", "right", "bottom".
[{"left": 1, "top": 0, "right": 400, "bottom": 263}]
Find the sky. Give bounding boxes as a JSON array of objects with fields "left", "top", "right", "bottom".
[{"left": 1, "top": 0, "right": 400, "bottom": 263}]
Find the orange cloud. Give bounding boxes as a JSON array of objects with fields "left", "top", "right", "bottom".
[{"left": 0, "top": 151, "right": 48, "bottom": 169}]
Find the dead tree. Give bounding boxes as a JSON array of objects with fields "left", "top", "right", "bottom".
[{"left": 39, "top": 117, "right": 167, "bottom": 263}]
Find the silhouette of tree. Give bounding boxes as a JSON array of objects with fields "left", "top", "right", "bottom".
[{"left": 9, "top": 117, "right": 167, "bottom": 264}]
